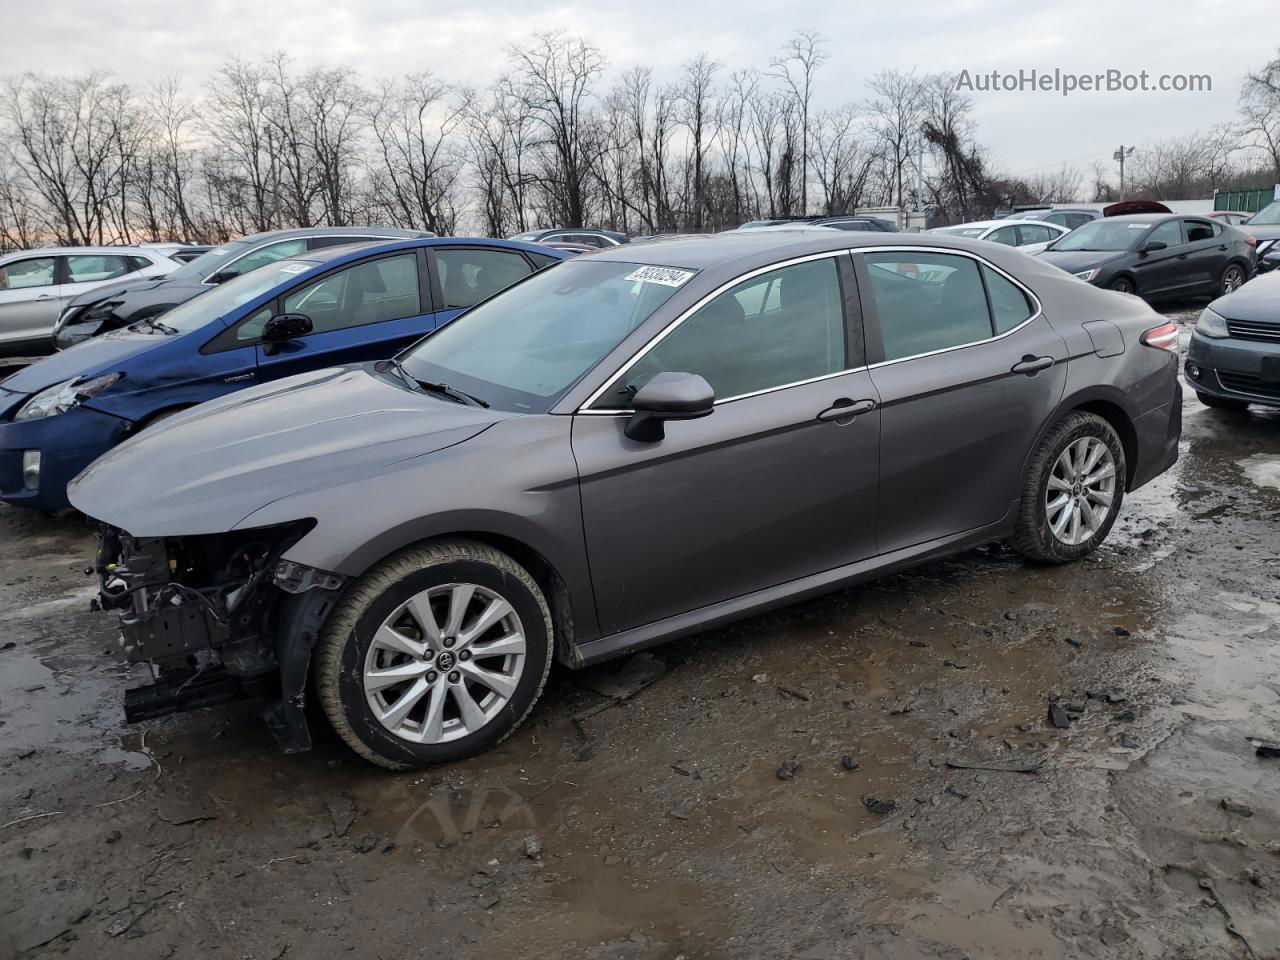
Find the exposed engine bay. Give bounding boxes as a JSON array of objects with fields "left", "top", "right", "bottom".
[{"left": 93, "top": 521, "right": 343, "bottom": 738}]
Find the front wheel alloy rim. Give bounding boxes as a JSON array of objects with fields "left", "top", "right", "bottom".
[
  {"left": 1046, "top": 438, "right": 1116, "bottom": 546},
  {"left": 363, "top": 583, "right": 526, "bottom": 744}
]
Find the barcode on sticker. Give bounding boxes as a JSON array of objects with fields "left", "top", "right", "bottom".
[{"left": 624, "top": 266, "right": 695, "bottom": 287}]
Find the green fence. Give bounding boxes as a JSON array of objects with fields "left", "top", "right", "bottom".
[{"left": 1213, "top": 186, "right": 1276, "bottom": 212}]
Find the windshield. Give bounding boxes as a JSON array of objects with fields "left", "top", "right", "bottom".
[
  {"left": 166, "top": 240, "right": 252, "bottom": 281},
  {"left": 1246, "top": 201, "right": 1280, "bottom": 226},
  {"left": 1048, "top": 220, "right": 1148, "bottom": 252},
  {"left": 398, "top": 260, "right": 691, "bottom": 413},
  {"left": 933, "top": 226, "right": 990, "bottom": 238},
  {"left": 153, "top": 260, "right": 318, "bottom": 334}
]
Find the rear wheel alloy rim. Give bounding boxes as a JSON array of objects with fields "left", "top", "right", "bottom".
[
  {"left": 363, "top": 583, "right": 526, "bottom": 744},
  {"left": 1224, "top": 267, "right": 1244, "bottom": 293},
  {"left": 1046, "top": 438, "right": 1116, "bottom": 546}
]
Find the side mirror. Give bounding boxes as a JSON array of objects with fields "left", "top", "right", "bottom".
[
  {"left": 624, "top": 372, "right": 715, "bottom": 442},
  {"left": 261, "top": 313, "right": 312, "bottom": 352},
  {"left": 207, "top": 270, "right": 238, "bottom": 284},
  {"left": 1140, "top": 240, "right": 1167, "bottom": 254}
]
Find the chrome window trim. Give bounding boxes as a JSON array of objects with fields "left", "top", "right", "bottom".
[
  {"left": 861, "top": 245, "right": 1044, "bottom": 371},
  {"left": 578, "top": 250, "right": 850, "bottom": 414},
  {"left": 199, "top": 235, "right": 411, "bottom": 285},
  {"left": 577, "top": 244, "right": 1043, "bottom": 415}
]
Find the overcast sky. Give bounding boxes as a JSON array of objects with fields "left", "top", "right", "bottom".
[{"left": 6, "top": 0, "right": 1276, "bottom": 180}]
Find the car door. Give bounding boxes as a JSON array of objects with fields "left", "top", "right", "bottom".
[
  {"left": 0, "top": 256, "right": 63, "bottom": 345},
  {"left": 1181, "top": 218, "right": 1228, "bottom": 292},
  {"left": 1131, "top": 219, "right": 1186, "bottom": 297},
  {"left": 572, "top": 253, "right": 882, "bottom": 636},
  {"left": 426, "top": 246, "right": 537, "bottom": 328},
  {"left": 251, "top": 250, "right": 436, "bottom": 383},
  {"left": 856, "top": 249, "right": 1067, "bottom": 554}
]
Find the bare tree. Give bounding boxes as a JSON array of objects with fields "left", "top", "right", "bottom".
[
  {"left": 1240, "top": 51, "right": 1280, "bottom": 179},
  {"left": 769, "top": 31, "right": 826, "bottom": 214},
  {"left": 204, "top": 58, "right": 280, "bottom": 232},
  {"left": 504, "top": 32, "right": 605, "bottom": 227},
  {"left": 366, "top": 74, "right": 466, "bottom": 234},
  {"left": 678, "top": 53, "right": 720, "bottom": 229},
  {"left": 867, "top": 69, "right": 926, "bottom": 213}
]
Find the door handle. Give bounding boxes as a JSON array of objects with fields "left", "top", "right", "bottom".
[
  {"left": 34, "top": 294, "right": 55, "bottom": 301},
  {"left": 1176, "top": 253, "right": 1188, "bottom": 260},
  {"left": 1218, "top": 245, "right": 1228, "bottom": 251},
  {"left": 817, "top": 398, "right": 875, "bottom": 422},
  {"left": 1011, "top": 355, "right": 1054, "bottom": 376}
]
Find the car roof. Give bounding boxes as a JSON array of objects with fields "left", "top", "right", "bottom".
[
  {"left": 578, "top": 227, "right": 1039, "bottom": 276},
  {"left": 0, "top": 245, "right": 169, "bottom": 260},
  {"left": 235, "top": 226, "right": 435, "bottom": 244},
  {"left": 271, "top": 235, "right": 568, "bottom": 268}
]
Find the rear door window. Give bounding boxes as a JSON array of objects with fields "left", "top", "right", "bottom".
[
  {"left": 434, "top": 248, "right": 534, "bottom": 309},
  {"left": 1016, "top": 224, "right": 1055, "bottom": 245},
  {"left": 986, "top": 226, "right": 1019, "bottom": 246},
  {"left": 66, "top": 254, "right": 134, "bottom": 283},
  {"left": 864, "top": 252, "right": 995, "bottom": 361}
]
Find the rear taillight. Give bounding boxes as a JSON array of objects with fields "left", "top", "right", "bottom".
[{"left": 1141, "top": 322, "right": 1179, "bottom": 351}]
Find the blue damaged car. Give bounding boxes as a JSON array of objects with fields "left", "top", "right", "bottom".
[{"left": 0, "top": 237, "right": 567, "bottom": 510}]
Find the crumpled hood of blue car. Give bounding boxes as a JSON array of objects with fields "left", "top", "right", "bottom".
[
  {"left": 1, "top": 329, "right": 171, "bottom": 395},
  {"left": 68, "top": 363, "right": 508, "bottom": 536}
]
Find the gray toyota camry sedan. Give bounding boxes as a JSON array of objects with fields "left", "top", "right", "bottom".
[{"left": 71, "top": 230, "right": 1181, "bottom": 769}]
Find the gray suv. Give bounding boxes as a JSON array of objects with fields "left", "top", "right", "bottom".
[{"left": 74, "top": 231, "right": 1181, "bottom": 769}]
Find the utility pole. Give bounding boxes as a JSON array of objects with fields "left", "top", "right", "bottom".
[{"left": 1113, "top": 145, "right": 1135, "bottom": 200}]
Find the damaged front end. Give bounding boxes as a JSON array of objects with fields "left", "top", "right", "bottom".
[{"left": 94, "top": 520, "right": 346, "bottom": 751}]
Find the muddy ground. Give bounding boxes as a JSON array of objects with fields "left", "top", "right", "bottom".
[{"left": 1, "top": 302, "right": 1279, "bottom": 960}]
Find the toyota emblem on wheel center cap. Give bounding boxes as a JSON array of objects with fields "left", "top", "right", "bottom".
[{"left": 436, "top": 651, "right": 456, "bottom": 671}]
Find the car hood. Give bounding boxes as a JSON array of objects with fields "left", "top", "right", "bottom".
[
  {"left": 1037, "top": 250, "right": 1125, "bottom": 273},
  {"left": 0, "top": 328, "right": 171, "bottom": 395},
  {"left": 68, "top": 362, "right": 509, "bottom": 536},
  {"left": 1209, "top": 269, "right": 1280, "bottom": 323}
]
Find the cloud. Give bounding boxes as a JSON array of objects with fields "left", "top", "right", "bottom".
[{"left": 3, "top": 0, "right": 1273, "bottom": 178}]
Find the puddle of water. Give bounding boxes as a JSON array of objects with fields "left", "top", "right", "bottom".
[
  {"left": 1240, "top": 453, "right": 1280, "bottom": 492},
  {"left": 0, "top": 648, "right": 150, "bottom": 770}
]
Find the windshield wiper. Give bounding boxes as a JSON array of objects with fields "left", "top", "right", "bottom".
[
  {"left": 416, "top": 379, "right": 489, "bottom": 408},
  {"left": 385, "top": 359, "right": 488, "bottom": 408}
]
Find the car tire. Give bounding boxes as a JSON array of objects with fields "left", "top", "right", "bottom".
[
  {"left": 1108, "top": 277, "right": 1136, "bottom": 295},
  {"left": 1219, "top": 263, "right": 1246, "bottom": 296},
  {"left": 1009, "top": 412, "right": 1126, "bottom": 564},
  {"left": 315, "top": 540, "right": 554, "bottom": 770},
  {"left": 1196, "top": 391, "right": 1248, "bottom": 411}
]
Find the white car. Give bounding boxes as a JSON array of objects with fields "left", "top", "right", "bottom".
[
  {"left": 0, "top": 246, "right": 182, "bottom": 351},
  {"left": 929, "top": 219, "right": 1070, "bottom": 255}
]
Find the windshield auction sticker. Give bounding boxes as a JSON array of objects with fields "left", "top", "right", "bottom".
[{"left": 624, "top": 266, "right": 696, "bottom": 287}]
